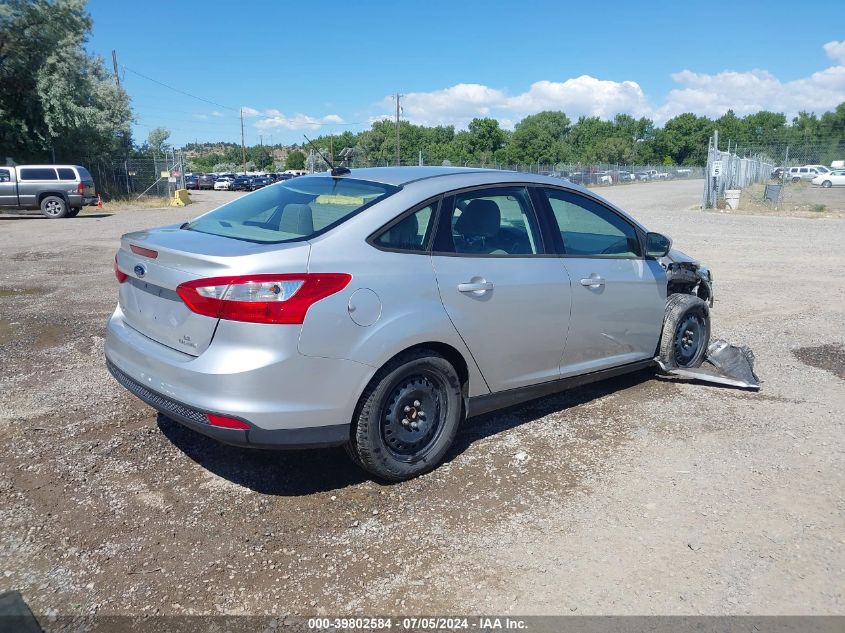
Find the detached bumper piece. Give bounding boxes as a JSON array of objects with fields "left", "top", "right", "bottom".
[
  {"left": 106, "top": 358, "right": 349, "bottom": 448},
  {"left": 656, "top": 339, "right": 761, "bottom": 391}
]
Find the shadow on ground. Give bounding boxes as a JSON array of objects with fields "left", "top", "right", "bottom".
[
  {"left": 0, "top": 213, "right": 113, "bottom": 220},
  {"left": 159, "top": 369, "right": 656, "bottom": 496}
]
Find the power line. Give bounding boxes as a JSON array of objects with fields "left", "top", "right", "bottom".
[{"left": 120, "top": 64, "right": 237, "bottom": 112}]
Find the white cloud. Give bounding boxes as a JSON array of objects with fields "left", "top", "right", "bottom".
[
  {"left": 239, "top": 106, "right": 344, "bottom": 130},
  {"left": 824, "top": 40, "right": 845, "bottom": 65},
  {"left": 395, "top": 83, "right": 508, "bottom": 127},
  {"left": 506, "top": 76, "right": 651, "bottom": 119},
  {"left": 378, "top": 41, "right": 845, "bottom": 128},
  {"left": 211, "top": 111, "right": 224, "bottom": 117}
]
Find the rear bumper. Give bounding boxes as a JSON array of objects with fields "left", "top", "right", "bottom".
[
  {"left": 106, "top": 359, "right": 349, "bottom": 448},
  {"left": 104, "top": 305, "right": 374, "bottom": 447}
]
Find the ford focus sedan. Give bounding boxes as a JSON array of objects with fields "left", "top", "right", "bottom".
[{"left": 106, "top": 167, "right": 713, "bottom": 481}]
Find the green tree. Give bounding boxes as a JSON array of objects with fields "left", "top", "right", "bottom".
[
  {"left": 285, "top": 150, "right": 306, "bottom": 170},
  {"left": 507, "top": 111, "right": 571, "bottom": 164},
  {"left": 0, "top": 0, "right": 132, "bottom": 162},
  {"left": 465, "top": 117, "right": 508, "bottom": 164},
  {"left": 147, "top": 127, "right": 170, "bottom": 156}
]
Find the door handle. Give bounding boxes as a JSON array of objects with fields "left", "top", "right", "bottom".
[
  {"left": 457, "top": 281, "right": 494, "bottom": 293},
  {"left": 580, "top": 276, "right": 605, "bottom": 288}
]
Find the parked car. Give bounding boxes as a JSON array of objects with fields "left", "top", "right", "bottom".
[
  {"left": 595, "top": 171, "right": 613, "bottom": 185},
  {"left": 230, "top": 176, "right": 253, "bottom": 191},
  {"left": 635, "top": 172, "right": 651, "bottom": 181},
  {"left": 214, "top": 177, "right": 234, "bottom": 191},
  {"left": 250, "top": 176, "right": 272, "bottom": 190},
  {"left": 811, "top": 169, "right": 845, "bottom": 188},
  {"left": 197, "top": 174, "right": 215, "bottom": 190},
  {"left": 787, "top": 165, "right": 829, "bottom": 182},
  {"left": 615, "top": 171, "right": 636, "bottom": 182},
  {"left": 0, "top": 164, "right": 97, "bottom": 218},
  {"left": 107, "top": 167, "right": 714, "bottom": 481},
  {"left": 770, "top": 167, "right": 785, "bottom": 180},
  {"left": 185, "top": 175, "right": 199, "bottom": 190}
]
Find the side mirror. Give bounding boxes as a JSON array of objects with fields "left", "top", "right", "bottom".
[{"left": 646, "top": 232, "right": 672, "bottom": 258}]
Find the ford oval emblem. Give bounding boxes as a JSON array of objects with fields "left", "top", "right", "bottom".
[{"left": 134, "top": 264, "right": 146, "bottom": 278}]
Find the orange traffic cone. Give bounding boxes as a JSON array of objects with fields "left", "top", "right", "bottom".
[{"left": 97, "top": 193, "right": 102, "bottom": 209}]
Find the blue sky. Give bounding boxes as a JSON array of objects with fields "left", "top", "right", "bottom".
[{"left": 85, "top": 0, "right": 845, "bottom": 147}]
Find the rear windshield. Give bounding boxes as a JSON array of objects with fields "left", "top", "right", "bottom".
[
  {"left": 77, "top": 166, "right": 93, "bottom": 181},
  {"left": 185, "top": 177, "right": 399, "bottom": 243}
]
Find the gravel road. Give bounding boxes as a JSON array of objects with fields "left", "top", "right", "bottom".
[{"left": 0, "top": 180, "right": 842, "bottom": 618}]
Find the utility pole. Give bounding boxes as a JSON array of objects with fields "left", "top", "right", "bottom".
[
  {"left": 259, "top": 134, "right": 263, "bottom": 146},
  {"left": 395, "top": 93, "right": 402, "bottom": 166},
  {"left": 111, "top": 49, "right": 120, "bottom": 86},
  {"left": 240, "top": 108, "right": 246, "bottom": 174}
]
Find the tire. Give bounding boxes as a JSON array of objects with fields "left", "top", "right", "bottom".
[
  {"left": 822, "top": 180, "right": 832, "bottom": 188},
  {"left": 40, "top": 195, "right": 68, "bottom": 219},
  {"left": 67, "top": 207, "right": 81, "bottom": 217},
  {"left": 346, "top": 349, "right": 463, "bottom": 482},
  {"left": 658, "top": 294, "right": 710, "bottom": 369},
  {"left": 791, "top": 177, "right": 801, "bottom": 183}
]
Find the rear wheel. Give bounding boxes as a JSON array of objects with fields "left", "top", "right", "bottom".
[
  {"left": 658, "top": 294, "right": 710, "bottom": 369},
  {"left": 40, "top": 196, "right": 67, "bottom": 219},
  {"left": 791, "top": 176, "right": 801, "bottom": 183},
  {"left": 822, "top": 180, "right": 832, "bottom": 188},
  {"left": 346, "top": 349, "right": 462, "bottom": 482}
]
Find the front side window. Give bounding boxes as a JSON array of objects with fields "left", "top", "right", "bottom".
[
  {"left": 374, "top": 202, "right": 437, "bottom": 252},
  {"left": 0, "top": 169, "right": 10, "bottom": 183},
  {"left": 20, "top": 168, "right": 57, "bottom": 181},
  {"left": 443, "top": 187, "right": 541, "bottom": 256},
  {"left": 543, "top": 189, "right": 641, "bottom": 258},
  {"left": 185, "top": 177, "right": 399, "bottom": 244}
]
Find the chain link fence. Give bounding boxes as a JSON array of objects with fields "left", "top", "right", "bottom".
[
  {"left": 703, "top": 137, "right": 845, "bottom": 208},
  {"left": 81, "top": 151, "right": 187, "bottom": 201}
]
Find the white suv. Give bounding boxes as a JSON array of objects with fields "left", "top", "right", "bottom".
[{"left": 787, "top": 165, "right": 830, "bottom": 182}]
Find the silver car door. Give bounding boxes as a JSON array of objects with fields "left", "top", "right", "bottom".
[
  {"left": 539, "top": 187, "right": 666, "bottom": 376},
  {"left": 431, "top": 186, "right": 571, "bottom": 392}
]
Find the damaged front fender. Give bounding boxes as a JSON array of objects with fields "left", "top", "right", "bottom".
[{"left": 659, "top": 248, "right": 714, "bottom": 307}]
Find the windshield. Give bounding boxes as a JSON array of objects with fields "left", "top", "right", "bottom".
[{"left": 185, "top": 177, "right": 399, "bottom": 243}]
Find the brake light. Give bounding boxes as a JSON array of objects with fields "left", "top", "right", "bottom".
[
  {"left": 114, "top": 254, "right": 128, "bottom": 283},
  {"left": 77, "top": 182, "right": 85, "bottom": 194},
  {"left": 130, "top": 244, "right": 158, "bottom": 259},
  {"left": 207, "top": 413, "right": 250, "bottom": 430},
  {"left": 176, "top": 274, "right": 352, "bottom": 324}
]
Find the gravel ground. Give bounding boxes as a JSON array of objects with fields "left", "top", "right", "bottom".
[{"left": 0, "top": 180, "right": 842, "bottom": 619}]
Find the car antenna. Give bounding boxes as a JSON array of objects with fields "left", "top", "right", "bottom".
[{"left": 303, "top": 135, "right": 350, "bottom": 177}]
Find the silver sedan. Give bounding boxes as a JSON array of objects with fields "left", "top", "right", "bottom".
[{"left": 106, "top": 167, "right": 713, "bottom": 481}]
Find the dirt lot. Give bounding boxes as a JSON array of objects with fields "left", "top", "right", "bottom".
[
  {"left": 727, "top": 180, "right": 845, "bottom": 218},
  {"left": 0, "top": 180, "right": 843, "bottom": 620}
]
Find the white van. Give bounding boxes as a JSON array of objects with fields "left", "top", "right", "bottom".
[{"left": 787, "top": 165, "right": 829, "bottom": 182}]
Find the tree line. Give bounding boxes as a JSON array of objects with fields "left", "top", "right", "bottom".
[{"left": 187, "top": 105, "right": 845, "bottom": 174}]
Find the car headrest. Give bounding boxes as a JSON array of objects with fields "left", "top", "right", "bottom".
[
  {"left": 454, "top": 199, "right": 500, "bottom": 238},
  {"left": 279, "top": 204, "right": 314, "bottom": 235}
]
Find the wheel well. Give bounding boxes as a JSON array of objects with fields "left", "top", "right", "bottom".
[
  {"left": 37, "top": 191, "right": 68, "bottom": 205},
  {"left": 383, "top": 342, "right": 470, "bottom": 395}
]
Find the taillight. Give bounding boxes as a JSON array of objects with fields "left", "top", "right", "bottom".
[
  {"left": 77, "top": 182, "right": 85, "bottom": 194},
  {"left": 176, "top": 274, "right": 351, "bottom": 324},
  {"left": 206, "top": 413, "right": 250, "bottom": 430},
  {"left": 114, "top": 254, "right": 128, "bottom": 283}
]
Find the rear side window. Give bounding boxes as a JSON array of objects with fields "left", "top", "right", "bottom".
[
  {"left": 543, "top": 189, "right": 641, "bottom": 258},
  {"left": 373, "top": 202, "right": 438, "bottom": 252},
  {"left": 57, "top": 168, "right": 76, "bottom": 180},
  {"left": 185, "top": 177, "right": 399, "bottom": 244},
  {"left": 20, "top": 168, "right": 58, "bottom": 181}
]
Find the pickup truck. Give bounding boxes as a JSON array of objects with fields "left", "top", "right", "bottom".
[{"left": 0, "top": 164, "right": 97, "bottom": 218}]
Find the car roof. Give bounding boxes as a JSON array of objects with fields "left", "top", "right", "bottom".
[{"left": 306, "top": 166, "right": 589, "bottom": 188}]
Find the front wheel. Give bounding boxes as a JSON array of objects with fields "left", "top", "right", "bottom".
[
  {"left": 791, "top": 177, "right": 801, "bottom": 183},
  {"left": 658, "top": 294, "right": 710, "bottom": 369},
  {"left": 346, "top": 350, "right": 463, "bottom": 481},
  {"left": 822, "top": 180, "right": 832, "bottom": 188}
]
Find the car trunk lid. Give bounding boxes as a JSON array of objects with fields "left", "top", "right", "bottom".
[{"left": 116, "top": 224, "right": 310, "bottom": 355}]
